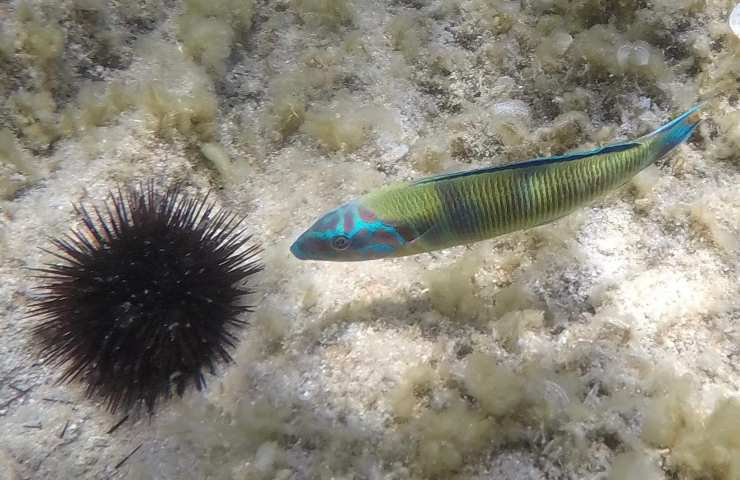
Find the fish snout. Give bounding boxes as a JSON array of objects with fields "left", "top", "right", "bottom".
[{"left": 290, "top": 238, "right": 308, "bottom": 260}]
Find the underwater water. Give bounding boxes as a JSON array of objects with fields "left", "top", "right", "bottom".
[{"left": 1, "top": 0, "right": 740, "bottom": 479}]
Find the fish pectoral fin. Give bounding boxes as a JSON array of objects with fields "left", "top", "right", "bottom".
[
  {"left": 382, "top": 219, "right": 440, "bottom": 247},
  {"left": 403, "top": 223, "right": 445, "bottom": 249}
]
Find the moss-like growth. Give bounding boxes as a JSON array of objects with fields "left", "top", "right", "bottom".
[
  {"left": 177, "top": 15, "right": 235, "bottom": 75},
  {"left": 409, "top": 135, "right": 450, "bottom": 174},
  {"left": 397, "top": 353, "right": 592, "bottom": 476},
  {"left": 552, "top": 0, "right": 625, "bottom": 27},
  {"left": 630, "top": 164, "right": 661, "bottom": 197},
  {"left": 65, "top": 0, "right": 130, "bottom": 71},
  {"left": 72, "top": 0, "right": 105, "bottom": 11},
  {"left": 641, "top": 372, "right": 698, "bottom": 448},
  {"left": 387, "top": 15, "right": 427, "bottom": 62},
  {"left": 644, "top": 373, "right": 740, "bottom": 480},
  {"left": 669, "top": 398, "right": 740, "bottom": 480},
  {"left": 8, "top": 90, "right": 61, "bottom": 151},
  {"left": 266, "top": 94, "right": 307, "bottom": 143},
  {"left": 199, "top": 142, "right": 231, "bottom": 173},
  {"left": 0, "top": 128, "right": 37, "bottom": 170},
  {"left": 548, "top": 0, "right": 701, "bottom": 31},
  {"left": 252, "top": 307, "right": 291, "bottom": 353},
  {"left": 714, "top": 110, "right": 740, "bottom": 160},
  {"left": 689, "top": 187, "right": 740, "bottom": 255},
  {"left": 17, "top": 13, "right": 64, "bottom": 65},
  {"left": 15, "top": 2, "right": 65, "bottom": 87},
  {"left": 445, "top": 98, "right": 538, "bottom": 163},
  {"left": 464, "top": 353, "right": 526, "bottom": 417},
  {"left": 487, "top": 100, "right": 532, "bottom": 148},
  {"left": 182, "top": 0, "right": 254, "bottom": 27},
  {"left": 118, "top": 0, "right": 165, "bottom": 25},
  {"left": 165, "top": 398, "right": 293, "bottom": 469},
  {"left": 471, "top": 0, "right": 520, "bottom": 34},
  {"left": 492, "top": 283, "right": 544, "bottom": 318},
  {"left": 645, "top": 0, "right": 706, "bottom": 16},
  {"left": 0, "top": 29, "right": 13, "bottom": 63},
  {"left": 388, "top": 364, "right": 435, "bottom": 419},
  {"left": 413, "top": 398, "right": 493, "bottom": 476},
  {"left": 423, "top": 250, "right": 484, "bottom": 320},
  {"left": 536, "top": 111, "right": 592, "bottom": 154},
  {"left": 232, "top": 441, "right": 287, "bottom": 478},
  {"left": 292, "top": 0, "right": 354, "bottom": 30},
  {"left": 302, "top": 101, "right": 373, "bottom": 152},
  {"left": 608, "top": 452, "right": 663, "bottom": 480},
  {"left": 60, "top": 82, "right": 135, "bottom": 135},
  {"left": 535, "top": 30, "right": 574, "bottom": 71},
  {"left": 495, "top": 309, "right": 545, "bottom": 352},
  {"left": 570, "top": 25, "right": 670, "bottom": 82},
  {"left": 177, "top": 0, "right": 255, "bottom": 73},
  {"left": 263, "top": 60, "right": 346, "bottom": 143},
  {"left": 137, "top": 82, "right": 218, "bottom": 142},
  {"left": 200, "top": 142, "right": 248, "bottom": 181},
  {"left": 0, "top": 128, "right": 41, "bottom": 199}
]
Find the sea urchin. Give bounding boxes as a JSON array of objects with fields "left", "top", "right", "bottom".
[{"left": 29, "top": 183, "right": 263, "bottom": 413}]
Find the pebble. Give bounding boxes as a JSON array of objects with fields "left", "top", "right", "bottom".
[
  {"left": 617, "top": 41, "right": 651, "bottom": 68},
  {"left": 0, "top": 449, "right": 20, "bottom": 480},
  {"left": 730, "top": 3, "right": 740, "bottom": 38}
]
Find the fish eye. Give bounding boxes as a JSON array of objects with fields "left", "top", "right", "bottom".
[{"left": 331, "top": 235, "right": 351, "bottom": 250}]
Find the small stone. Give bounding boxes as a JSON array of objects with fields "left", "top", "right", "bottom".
[
  {"left": 730, "top": 3, "right": 740, "bottom": 38},
  {"left": 617, "top": 41, "right": 651, "bottom": 68},
  {"left": 492, "top": 76, "right": 516, "bottom": 96},
  {"left": 0, "top": 449, "right": 20, "bottom": 480},
  {"left": 254, "top": 442, "right": 281, "bottom": 472},
  {"left": 551, "top": 31, "right": 574, "bottom": 56},
  {"left": 492, "top": 100, "right": 530, "bottom": 120}
]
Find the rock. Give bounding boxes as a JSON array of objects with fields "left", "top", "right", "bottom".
[{"left": 0, "top": 449, "right": 19, "bottom": 480}]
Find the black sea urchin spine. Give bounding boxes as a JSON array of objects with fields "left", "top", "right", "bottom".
[{"left": 29, "top": 183, "right": 263, "bottom": 413}]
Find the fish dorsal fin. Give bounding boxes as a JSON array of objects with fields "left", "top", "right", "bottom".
[{"left": 412, "top": 141, "right": 642, "bottom": 186}]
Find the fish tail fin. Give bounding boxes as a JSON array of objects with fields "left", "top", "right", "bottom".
[{"left": 644, "top": 103, "right": 703, "bottom": 160}]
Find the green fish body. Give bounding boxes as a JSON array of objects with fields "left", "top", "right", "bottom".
[{"left": 291, "top": 105, "right": 702, "bottom": 261}]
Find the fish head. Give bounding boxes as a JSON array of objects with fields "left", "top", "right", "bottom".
[{"left": 290, "top": 201, "right": 413, "bottom": 261}]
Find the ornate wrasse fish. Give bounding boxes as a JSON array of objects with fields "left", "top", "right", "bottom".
[{"left": 291, "top": 105, "right": 702, "bottom": 261}]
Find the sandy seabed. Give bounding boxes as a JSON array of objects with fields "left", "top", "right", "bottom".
[{"left": 1, "top": 0, "right": 740, "bottom": 479}]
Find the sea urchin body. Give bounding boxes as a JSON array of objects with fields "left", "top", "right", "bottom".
[{"left": 29, "top": 183, "right": 263, "bottom": 413}]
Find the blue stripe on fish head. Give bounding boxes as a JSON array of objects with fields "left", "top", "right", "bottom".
[{"left": 290, "top": 202, "right": 409, "bottom": 261}]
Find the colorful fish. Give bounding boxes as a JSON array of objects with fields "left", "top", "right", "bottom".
[{"left": 291, "top": 105, "right": 702, "bottom": 261}]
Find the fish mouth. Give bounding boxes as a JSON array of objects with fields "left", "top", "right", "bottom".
[{"left": 289, "top": 239, "right": 308, "bottom": 260}]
